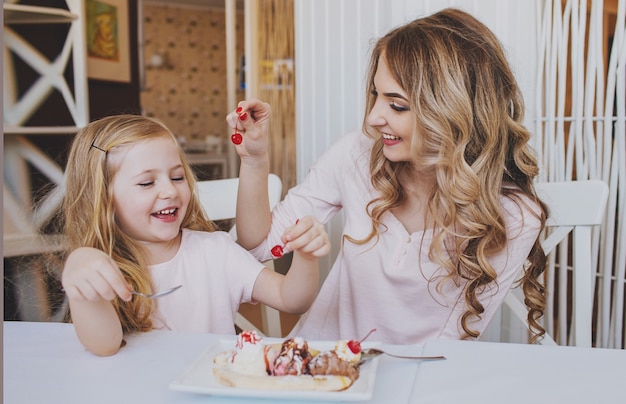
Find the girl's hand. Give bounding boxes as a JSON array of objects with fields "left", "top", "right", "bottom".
[
  {"left": 281, "top": 216, "right": 331, "bottom": 260},
  {"left": 61, "top": 247, "right": 132, "bottom": 302},
  {"left": 226, "top": 99, "right": 272, "bottom": 161}
]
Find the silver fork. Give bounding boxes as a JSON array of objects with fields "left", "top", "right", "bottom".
[
  {"left": 357, "top": 348, "right": 446, "bottom": 366},
  {"left": 131, "top": 285, "right": 182, "bottom": 299}
]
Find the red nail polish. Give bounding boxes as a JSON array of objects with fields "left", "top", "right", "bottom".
[
  {"left": 239, "top": 112, "right": 248, "bottom": 121},
  {"left": 231, "top": 133, "right": 243, "bottom": 145},
  {"left": 236, "top": 106, "right": 243, "bottom": 113}
]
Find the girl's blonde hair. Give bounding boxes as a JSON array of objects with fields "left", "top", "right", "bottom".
[
  {"left": 357, "top": 8, "right": 548, "bottom": 342},
  {"left": 62, "top": 114, "right": 217, "bottom": 333}
]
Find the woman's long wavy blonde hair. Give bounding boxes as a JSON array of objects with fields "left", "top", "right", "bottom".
[
  {"left": 358, "top": 8, "right": 548, "bottom": 342},
  {"left": 62, "top": 114, "right": 217, "bottom": 333}
]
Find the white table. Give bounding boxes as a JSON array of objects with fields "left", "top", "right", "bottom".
[
  {"left": 4, "top": 321, "right": 626, "bottom": 404},
  {"left": 413, "top": 338, "right": 626, "bottom": 403},
  {"left": 3, "top": 322, "right": 422, "bottom": 404}
]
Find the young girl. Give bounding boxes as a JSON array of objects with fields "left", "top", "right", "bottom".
[
  {"left": 60, "top": 114, "right": 329, "bottom": 356},
  {"left": 228, "top": 8, "right": 548, "bottom": 344}
]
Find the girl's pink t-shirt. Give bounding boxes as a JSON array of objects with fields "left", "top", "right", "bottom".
[{"left": 149, "top": 229, "right": 264, "bottom": 334}]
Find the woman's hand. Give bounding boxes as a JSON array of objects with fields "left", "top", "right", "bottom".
[
  {"left": 251, "top": 215, "right": 329, "bottom": 313},
  {"left": 62, "top": 247, "right": 132, "bottom": 302},
  {"left": 281, "top": 216, "right": 331, "bottom": 260},
  {"left": 226, "top": 99, "right": 272, "bottom": 162}
]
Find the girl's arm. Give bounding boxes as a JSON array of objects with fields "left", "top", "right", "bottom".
[
  {"left": 227, "top": 99, "right": 273, "bottom": 249},
  {"left": 62, "top": 247, "right": 132, "bottom": 356},
  {"left": 251, "top": 216, "right": 330, "bottom": 313},
  {"left": 67, "top": 299, "right": 124, "bottom": 356},
  {"left": 237, "top": 152, "right": 271, "bottom": 249}
]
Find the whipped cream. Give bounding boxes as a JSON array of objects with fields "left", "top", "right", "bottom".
[{"left": 334, "top": 340, "right": 361, "bottom": 363}]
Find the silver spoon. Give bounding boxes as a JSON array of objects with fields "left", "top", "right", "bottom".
[
  {"left": 357, "top": 348, "right": 446, "bottom": 366},
  {"left": 131, "top": 285, "right": 182, "bottom": 299}
]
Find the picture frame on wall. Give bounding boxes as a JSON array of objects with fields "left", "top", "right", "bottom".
[{"left": 85, "top": 0, "right": 131, "bottom": 83}]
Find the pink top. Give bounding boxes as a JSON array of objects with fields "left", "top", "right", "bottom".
[
  {"left": 149, "top": 229, "right": 263, "bottom": 334},
  {"left": 250, "top": 131, "right": 542, "bottom": 344}
]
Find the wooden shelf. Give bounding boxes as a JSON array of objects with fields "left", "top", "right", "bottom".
[
  {"left": 4, "top": 126, "right": 81, "bottom": 135},
  {"left": 3, "top": 234, "right": 66, "bottom": 258},
  {"left": 3, "top": 4, "right": 77, "bottom": 24}
]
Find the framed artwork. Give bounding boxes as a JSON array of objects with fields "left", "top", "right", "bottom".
[{"left": 85, "top": 0, "right": 131, "bottom": 82}]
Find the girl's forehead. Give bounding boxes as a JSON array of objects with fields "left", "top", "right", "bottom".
[
  {"left": 111, "top": 136, "right": 176, "bottom": 155},
  {"left": 108, "top": 137, "right": 182, "bottom": 171}
]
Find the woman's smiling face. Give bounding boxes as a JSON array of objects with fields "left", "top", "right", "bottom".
[
  {"left": 365, "top": 54, "right": 417, "bottom": 163},
  {"left": 109, "top": 135, "right": 191, "bottom": 246}
]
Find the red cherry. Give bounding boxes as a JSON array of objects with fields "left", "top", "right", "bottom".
[
  {"left": 347, "top": 340, "right": 361, "bottom": 354},
  {"left": 271, "top": 245, "right": 284, "bottom": 258},
  {"left": 231, "top": 133, "right": 243, "bottom": 145},
  {"left": 347, "top": 328, "right": 377, "bottom": 354},
  {"left": 270, "top": 220, "right": 300, "bottom": 258}
]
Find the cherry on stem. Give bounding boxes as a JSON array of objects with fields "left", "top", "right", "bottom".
[
  {"left": 231, "top": 132, "right": 243, "bottom": 145},
  {"left": 271, "top": 244, "right": 284, "bottom": 258},
  {"left": 270, "top": 219, "right": 300, "bottom": 258},
  {"left": 347, "top": 328, "right": 377, "bottom": 354}
]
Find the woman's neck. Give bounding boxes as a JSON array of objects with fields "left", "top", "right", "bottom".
[{"left": 392, "top": 168, "right": 437, "bottom": 233}]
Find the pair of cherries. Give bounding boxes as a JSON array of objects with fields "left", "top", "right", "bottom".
[{"left": 231, "top": 106, "right": 247, "bottom": 145}]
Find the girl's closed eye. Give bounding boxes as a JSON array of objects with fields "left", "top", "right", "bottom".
[
  {"left": 138, "top": 180, "right": 154, "bottom": 188},
  {"left": 171, "top": 176, "right": 185, "bottom": 182}
]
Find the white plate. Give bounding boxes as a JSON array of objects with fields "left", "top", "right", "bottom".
[{"left": 170, "top": 338, "right": 381, "bottom": 401}]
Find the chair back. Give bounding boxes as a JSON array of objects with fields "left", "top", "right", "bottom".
[
  {"left": 488, "top": 180, "right": 609, "bottom": 347},
  {"left": 197, "top": 173, "right": 282, "bottom": 239},
  {"left": 196, "top": 173, "right": 283, "bottom": 337}
]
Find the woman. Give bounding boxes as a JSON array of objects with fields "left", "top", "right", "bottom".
[{"left": 228, "top": 8, "right": 548, "bottom": 344}]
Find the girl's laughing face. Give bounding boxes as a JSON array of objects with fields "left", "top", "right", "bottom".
[{"left": 109, "top": 136, "right": 191, "bottom": 248}]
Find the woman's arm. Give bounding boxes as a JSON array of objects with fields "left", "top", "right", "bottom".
[{"left": 62, "top": 247, "right": 131, "bottom": 356}]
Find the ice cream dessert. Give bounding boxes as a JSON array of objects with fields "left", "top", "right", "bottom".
[
  {"left": 270, "top": 336, "right": 313, "bottom": 376},
  {"left": 213, "top": 330, "right": 268, "bottom": 376},
  {"left": 212, "top": 330, "right": 375, "bottom": 391},
  {"left": 308, "top": 340, "right": 360, "bottom": 381}
]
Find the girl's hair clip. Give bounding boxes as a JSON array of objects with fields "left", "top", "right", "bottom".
[{"left": 90, "top": 140, "right": 107, "bottom": 153}]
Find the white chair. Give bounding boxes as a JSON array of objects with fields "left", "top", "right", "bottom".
[
  {"left": 487, "top": 180, "right": 609, "bottom": 347},
  {"left": 197, "top": 173, "right": 283, "bottom": 337}
]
